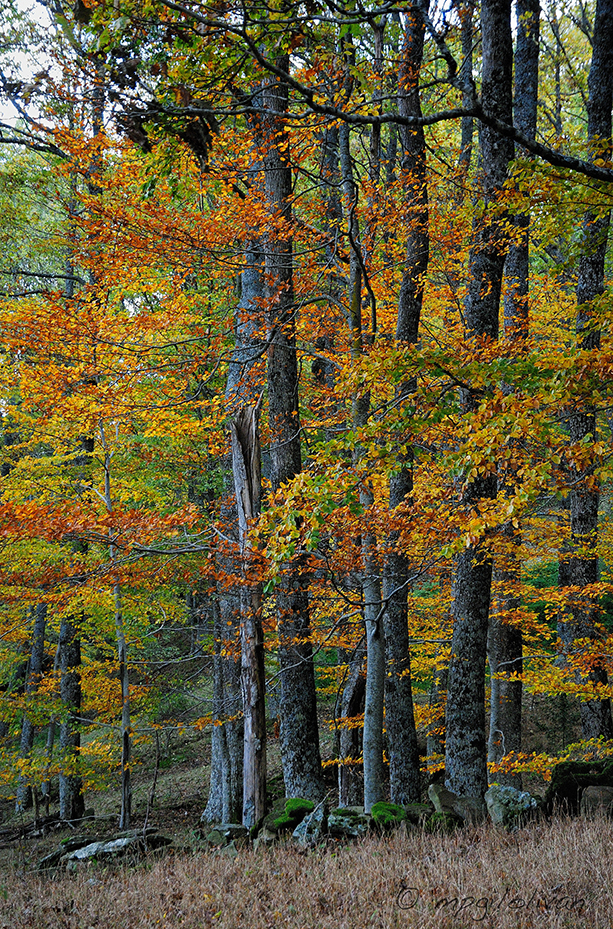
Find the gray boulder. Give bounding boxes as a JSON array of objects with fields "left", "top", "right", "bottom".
[
  {"left": 428, "top": 783, "right": 485, "bottom": 823},
  {"left": 66, "top": 836, "right": 144, "bottom": 860},
  {"left": 403, "top": 803, "right": 432, "bottom": 825},
  {"left": 61, "top": 831, "right": 172, "bottom": 866},
  {"left": 252, "top": 827, "right": 277, "bottom": 850},
  {"left": 328, "top": 807, "right": 371, "bottom": 839},
  {"left": 485, "top": 784, "right": 538, "bottom": 828},
  {"left": 580, "top": 785, "right": 613, "bottom": 817},
  {"left": 205, "top": 823, "right": 249, "bottom": 847},
  {"left": 292, "top": 801, "right": 327, "bottom": 847},
  {"left": 39, "top": 829, "right": 173, "bottom": 871}
]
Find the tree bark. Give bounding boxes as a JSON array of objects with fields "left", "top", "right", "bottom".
[
  {"left": 58, "top": 615, "right": 85, "bottom": 820},
  {"left": 337, "top": 646, "right": 366, "bottom": 806},
  {"left": 200, "top": 566, "right": 243, "bottom": 825},
  {"left": 446, "top": 0, "right": 513, "bottom": 799},
  {"left": 487, "top": 562, "right": 523, "bottom": 786},
  {"left": 231, "top": 403, "right": 267, "bottom": 827},
  {"left": 488, "top": 0, "right": 539, "bottom": 789},
  {"left": 203, "top": 239, "right": 265, "bottom": 826},
  {"left": 263, "top": 59, "right": 324, "bottom": 800},
  {"left": 563, "top": 0, "right": 613, "bottom": 741},
  {"left": 100, "top": 425, "right": 131, "bottom": 829},
  {"left": 459, "top": 2, "right": 475, "bottom": 172},
  {"left": 15, "top": 603, "right": 47, "bottom": 812},
  {"left": 382, "top": 3, "right": 428, "bottom": 807},
  {"left": 338, "top": 101, "right": 384, "bottom": 811}
]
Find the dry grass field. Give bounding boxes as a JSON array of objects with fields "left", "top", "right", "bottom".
[{"left": 0, "top": 814, "right": 611, "bottom": 928}]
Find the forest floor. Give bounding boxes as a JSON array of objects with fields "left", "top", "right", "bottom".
[
  {"left": 0, "top": 692, "right": 592, "bottom": 927},
  {"left": 0, "top": 812, "right": 610, "bottom": 928}
]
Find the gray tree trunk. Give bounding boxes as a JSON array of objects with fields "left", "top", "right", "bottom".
[
  {"left": 100, "top": 426, "right": 131, "bottom": 830},
  {"left": 459, "top": 1, "right": 475, "bottom": 172},
  {"left": 361, "top": 536, "right": 385, "bottom": 813},
  {"left": 231, "top": 403, "right": 267, "bottom": 827},
  {"left": 563, "top": 0, "right": 613, "bottom": 741},
  {"left": 487, "top": 557, "right": 523, "bottom": 786},
  {"left": 445, "top": 0, "right": 513, "bottom": 799},
  {"left": 488, "top": 0, "right": 539, "bottom": 789},
  {"left": 114, "top": 581, "right": 131, "bottom": 829},
  {"left": 202, "top": 239, "right": 265, "bottom": 825},
  {"left": 16, "top": 603, "right": 47, "bottom": 812},
  {"left": 338, "top": 99, "right": 384, "bottom": 811},
  {"left": 318, "top": 121, "right": 365, "bottom": 807},
  {"left": 263, "top": 60, "right": 324, "bottom": 800},
  {"left": 212, "top": 584, "right": 243, "bottom": 820},
  {"left": 58, "top": 615, "right": 85, "bottom": 820},
  {"left": 337, "top": 646, "right": 366, "bottom": 806},
  {"left": 201, "top": 503, "right": 244, "bottom": 826},
  {"left": 382, "top": 2, "right": 428, "bottom": 806}
]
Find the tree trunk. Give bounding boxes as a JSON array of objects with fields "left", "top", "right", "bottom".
[
  {"left": 488, "top": 0, "right": 539, "bottom": 789},
  {"left": 231, "top": 403, "right": 267, "bottom": 827},
  {"left": 15, "top": 603, "right": 47, "bottom": 812},
  {"left": 427, "top": 662, "right": 448, "bottom": 759},
  {"left": 113, "top": 578, "right": 131, "bottom": 829},
  {"left": 58, "top": 615, "right": 85, "bottom": 820},
  {"left": 382, "top": 2, "right": 428, "bottom": 807},
  {"left": 100, "top": 425, "right": 131, "bottom": 830},
  {"left": 459, "top": 2, "right": 475, "bottom": 172},
  {"left": 337, "top": 646, "right": 366, "bottom": 806},
  {"left": 487, "top": 558, "right": 523, "bottom": 786},
  {"left": 563, "top": 0, "right": 613, "bottom": 741},
  {"left": 445, "top": 0, "right": 513, "bottom": 799},
  {"left": 338, "top": 99, "right": 384, "bottom": 811},
  {"left": 202, "top": 238, "right": 265, "bottom": 826},
  {"left": 361, "top": 534, "right": 385, "bottom": 813},
  {"left": 263, "top": 60, "right": 324, "bottom": 800},
  {"left": 200, "top": 569, "right": 243, "bottom": 825}
]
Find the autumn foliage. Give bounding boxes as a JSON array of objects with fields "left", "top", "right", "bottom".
[{"left": 1, "top": 0, "right": 613, "bottom": 810}]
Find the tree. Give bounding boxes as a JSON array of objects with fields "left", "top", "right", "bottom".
[
  {"left": 382, "top": 3, "right": 428, "bottom": 807},
  {"left": 262, "top": 60, "right": 324, "bottom": 801},
  {"left": 445, "top": 0, "right": 514, "bottom": 799},
  {"left": 1, "top": 0, "right": 613, "bottom": 818},
  {"left": 561, "top": 0, "right": 613, "bottom": 741},
  {"left": 487, "top": 0, "right": 540, "bottom": 789}
]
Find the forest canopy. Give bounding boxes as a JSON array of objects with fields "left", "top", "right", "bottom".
[{"left": 0, "top": 0, "right": 612, "bottom": 827}]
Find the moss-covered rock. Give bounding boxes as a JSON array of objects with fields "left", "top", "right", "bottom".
[
  {"left": 370, "top": 802, "right": 407, "bottom": 830},
  {"left": 330, "top": 806, "right": 360, "bottom": 820},
  {"left": 328, "top": 808, "right": 371, "bottom": 838},
  {"left": 263, "top": 797, "right": 315, "bottom": 834},
  {"left": 403, "top": 803, "right": 433, "bottom": 825},
  {"left": 544, "top": 760, "right": 613, "bottom": 815},
  {"left": 485, "top": 785, "right": 538, "bottom": 829},
  {"left": 292, "top": 801, "right": 327, "bottom": 847},
  {"left": 424, "top": 811, "right": 462, "bottom": 834}
]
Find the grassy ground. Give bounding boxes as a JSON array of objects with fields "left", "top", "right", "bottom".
[
  {"left": 0, "top": 686, "right": 590, "bottom": 926},
  {"left": 0, "top": 814, "right": 610, "bottom": 928}
]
